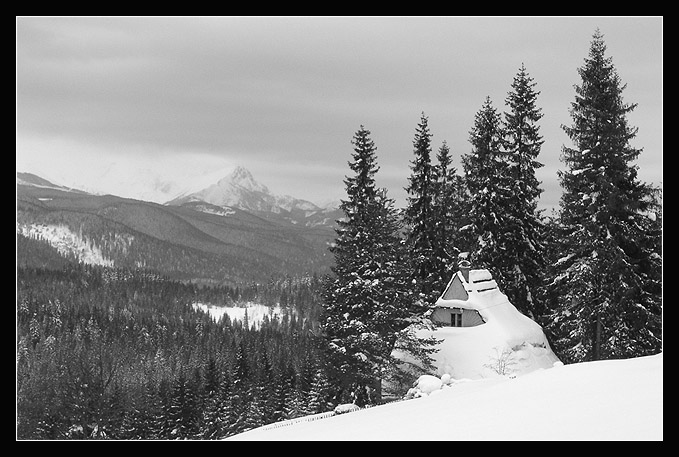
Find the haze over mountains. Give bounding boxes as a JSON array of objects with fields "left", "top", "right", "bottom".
[{"left": 16, "top": 166, "right": 342, "bottom": 284}]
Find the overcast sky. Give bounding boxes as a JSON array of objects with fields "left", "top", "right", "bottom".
[{"left": 16, "top": 16, "right": 662, "bottom": 211}]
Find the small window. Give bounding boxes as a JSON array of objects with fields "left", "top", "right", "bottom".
[{"left": 451, "top": 312, "right": 462, "bottom": 327}]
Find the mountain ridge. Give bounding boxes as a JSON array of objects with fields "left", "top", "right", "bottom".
[
  {"left": 17, "top": 172, "right": 89, "bottom": 194},
  {"left": 16, "top": 169, "right": 340, "bottom": 284}
]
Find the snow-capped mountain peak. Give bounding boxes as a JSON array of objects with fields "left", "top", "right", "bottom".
[
  {"left": 172, "top": 166, "right": 277, "bottom": 211},
  {"left": 217, "top": 165, "right": 270, "bottom": 195},
  {"left": 166, "top": 166, "right": 338, "bottom": 227}
]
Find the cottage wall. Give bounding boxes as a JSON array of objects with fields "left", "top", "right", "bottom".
[
  {"left": 431, "top": 307, "right": 484, "bottom": 327},
  {"left": 462, "top": 308, "right": 485, "bottom": 327}
]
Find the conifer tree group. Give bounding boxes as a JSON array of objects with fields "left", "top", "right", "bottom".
[
  {"left": 321, "top": 29, "right": 661, "bottom": 402},
  {"left": 321, "top": 126, "right": 436, "bottom": 405},
  {"left": 461, "top": 65, "right": 547, "bottom": 319}
]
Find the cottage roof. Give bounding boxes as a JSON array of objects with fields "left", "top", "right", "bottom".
[
  {"left": 434, "top": 268, "right": 543, "bottom": 340},
  {"left": 435, "top": 268, "right": 501, "bottom": 308}
]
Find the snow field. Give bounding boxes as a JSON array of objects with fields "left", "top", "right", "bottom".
[{"left": 228, "top": 353, "right": 662, "bottom": 441}]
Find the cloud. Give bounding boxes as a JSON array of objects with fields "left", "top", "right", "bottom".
[{"left": 16, "top": 16, "right": 662, "bottom": 209}]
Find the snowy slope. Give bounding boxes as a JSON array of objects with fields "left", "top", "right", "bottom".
[
  {"left": 17, "top": 223, "right": 125, "bottom": 267},
  {"left": 228, "top": 353, "right": 663, "bottom": 441}
]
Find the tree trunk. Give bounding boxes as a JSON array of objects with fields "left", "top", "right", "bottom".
[{"left": 593, "top": 315, "right": 602, "bottom": 360}]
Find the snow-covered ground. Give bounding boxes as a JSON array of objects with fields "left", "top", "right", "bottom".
[
  {"left": 192, "top": 302, "right": 291, "bottom": 328},
  {"left": 228, "top": 352, "right": 663, "bottom": 441}
]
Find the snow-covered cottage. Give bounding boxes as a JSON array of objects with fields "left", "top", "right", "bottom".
[
  {"left": 429, "top": 260, "right": 487, "bottom": 328},
  {"left": 417, "top": 260, "right": 560, "bottom": 380}
]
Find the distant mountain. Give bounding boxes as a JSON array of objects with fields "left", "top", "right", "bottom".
[
  {"left": 167, "top": 165, "right": 314, "bottom": 212},
  {"left": 167, "top": 166, "right": 342, "bottom": 229},
  {"left": 17, "top": 171, "right": 338, "bottom": 284},
  {"left": 17, "top": 172, "right": 88, "bottom": 194}
]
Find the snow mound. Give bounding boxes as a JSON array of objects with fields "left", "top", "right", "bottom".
[
  {"left": 405, "top": 373, "right": 477, "bottom": 399},
  {"left": 333, "top": 404, "right": 361, "bottom": 415},
  {"left": 408, "top": 375, "right": 442, "bottom": 397}
]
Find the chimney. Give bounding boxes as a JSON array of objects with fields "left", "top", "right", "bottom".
[{"left": 459, "top": 259, "right": 471, "bottom": 283}]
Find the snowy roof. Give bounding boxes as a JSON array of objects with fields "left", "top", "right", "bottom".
[
  {"left": 435, "top": 269, "right": 501, "bottom": 310},
  {"left": 434, "top": 269, "right": 537, "bottom": 334}
]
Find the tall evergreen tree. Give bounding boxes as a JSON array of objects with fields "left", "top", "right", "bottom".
[
  {"left": 546, "top": 29, "right": 662, "bottom": 363},
  {"left": 462, "top": 97, "right": 513, "bottom": 276},
  {"left": 322, "top": 125, "right": 434, "bottom": 405},
  {"left": 229, "top": 339, "right": 252, "bottom": 435},
  {"left": 197, "top": 358, "right": 225, "bottom": 439},
  {"left": 121, "top": 379, "right": 163, "bottom": 439},
  {"left": 404, "top": 113, "right": 440, "bottom": 302},
  {"left": 165, "top": 370, "right": 200, "bottom": 439},
  {"left": 307, "top": 370, "right": 332, "bottom": 413},
  {"left": 432, "top": 141, "right": 469, "bottom": 285},
  {"left": 500, "top": 63, "right": 547, "bottom": 318}
]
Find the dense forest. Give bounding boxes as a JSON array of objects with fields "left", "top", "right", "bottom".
[{"left": 16, "top": 264, "right": 335, "bottom": 439}]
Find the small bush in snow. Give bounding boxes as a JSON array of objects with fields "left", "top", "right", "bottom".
[{"left": 483, "top": 346, "right": 518, "bottom": 376}]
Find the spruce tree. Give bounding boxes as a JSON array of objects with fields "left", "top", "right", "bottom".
[
  {"left": 546, "top": 29, "right": 662, "bottom": 363},
  {"left": 165, "top": 370, "right": 200, "bottom": 439},
  {"left": 270, "top": 367, "right": 292, "bottom": 423},
  {"left": 198, "top": 358, "right": 226, "bottom": 439},
  {"left": 432, "top": 141, "right": 469, "bottom": 284},
  {"left": 229, "top": 339, "right": 252, "bottom": 435},
  {"left": 500, "top": 63, "right": 547, "bottom": 318},
  {"left": 215, "top": 369, "right": 236, "bottom": 438},
  {"left": 121, "top": 379, "right": 163, "bottom": 439},
  {"left": 462, "top": 97, "right": 513, "bottom": 277},
  {"left": 307, "top": 366, "right": 333, "bottom": 414},
  {"left": 404, "top": 112, "right": 440, "bottom": 302},
  {"left": 322, "top": 125, "right": 433, "bottom": 405}
]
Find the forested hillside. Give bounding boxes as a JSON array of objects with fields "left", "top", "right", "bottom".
[
  {"left": 16, "top": 265, "right": 334, "bottom": 439},
  {"left": 17, "top": 183, "right": 335, "bottom": 284}
]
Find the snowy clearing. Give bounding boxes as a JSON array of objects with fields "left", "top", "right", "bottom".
[
  {"left": 228, "top": 352, "right": 662, "bottom": 441},
  {"left": 192, "top": 302, "right": 292, "bottom": 328}
]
